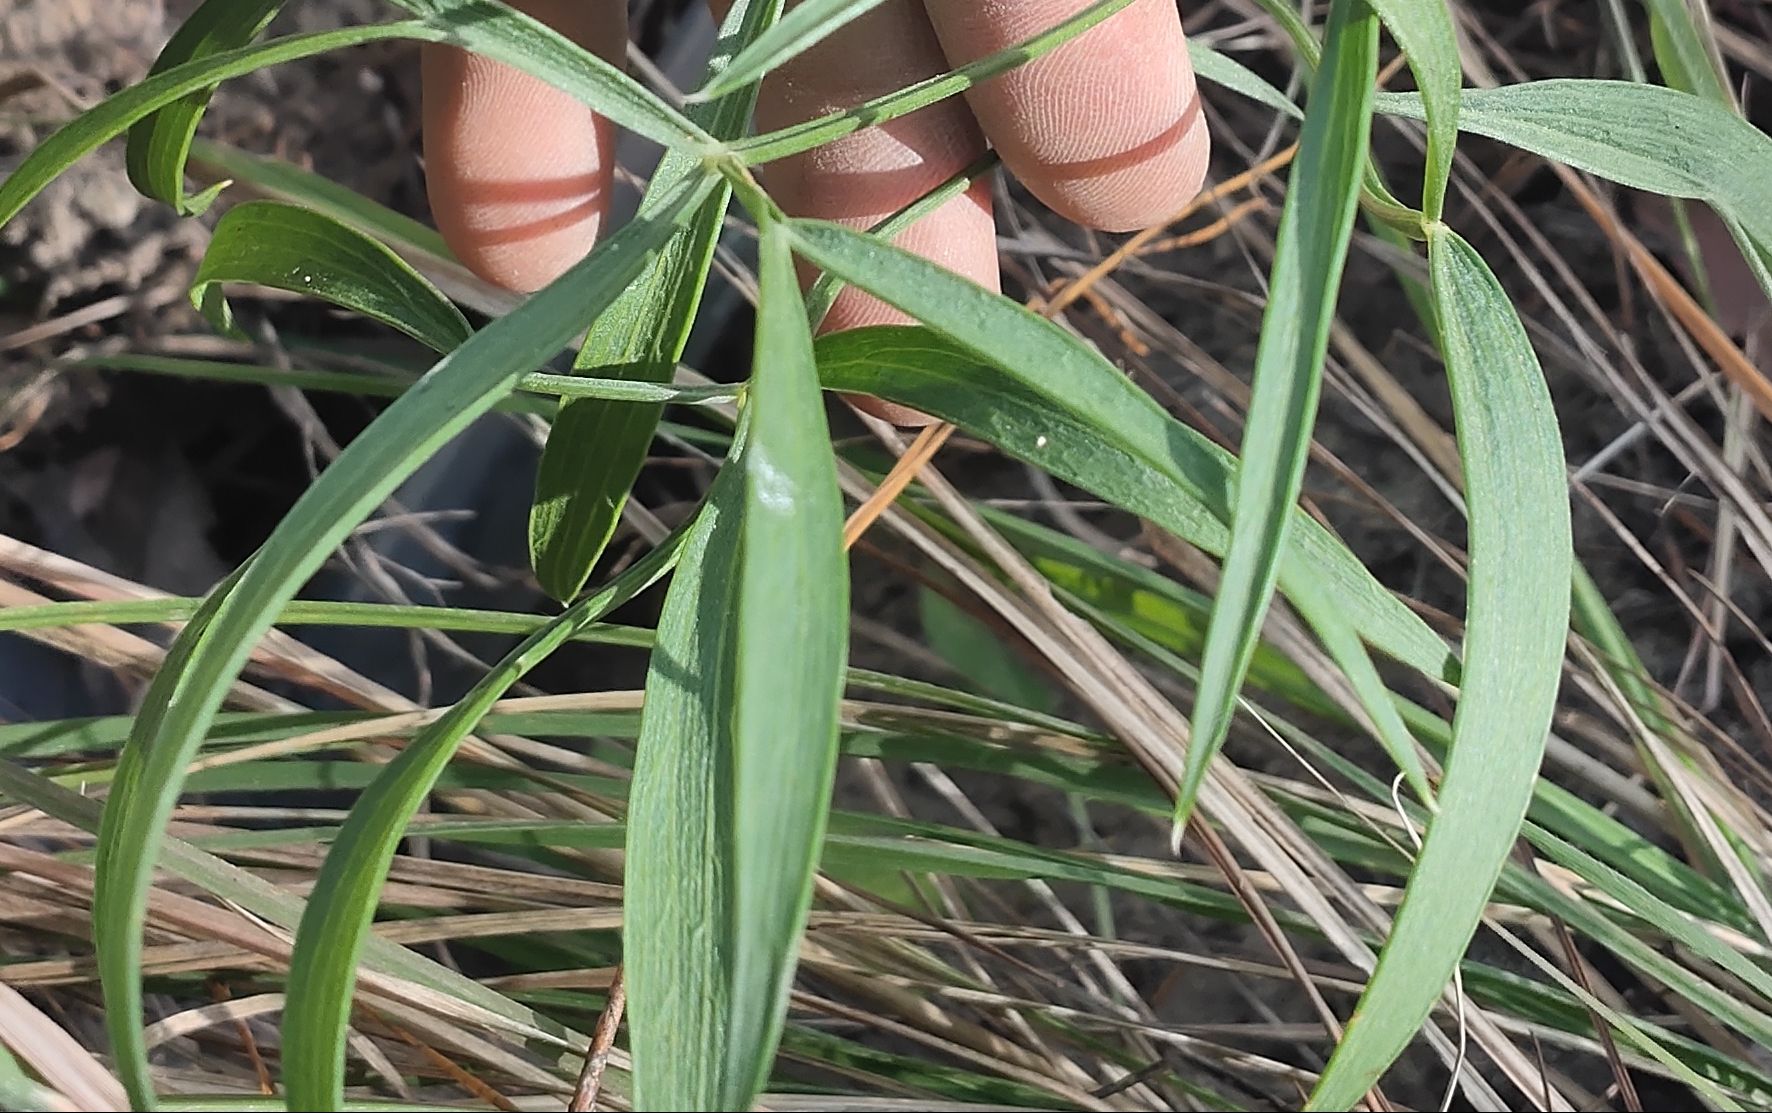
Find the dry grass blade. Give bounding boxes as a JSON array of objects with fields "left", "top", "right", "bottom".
[{"left": 0, "top": 982, "right": 128, "bottom": 1112}]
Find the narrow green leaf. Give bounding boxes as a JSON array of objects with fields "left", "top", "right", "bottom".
[
  {"left": 698, "top": 0, "right": 891, "bottom": 99},
  {"left": 1185, "top": 0, "right": 1380, "bottom": 826},
  {"left": 125, "top": 0, "right": 285, "bottom": 213},
  {"left": 1375, "top": 80, "right": 1772, "bottom": 253},
  {"left": 627, "top": 222, "right": 848, "bottom": 1110},
  {"left": 531, "top": 0, "right": 781, "bottom": 602},
  {"left": 731, "top": 0, "right": 1137, "bottom": 165},
  {"left": 1305, "top": 227, "right": 1571, "bottom": 1108},
  {"left": 1188, "top": 40, "right": 1303, "bottom": 120},
  {"left": 1642, "top": 0, "right": 1731, "bottom": 104},
  {"left": 189, "top": 201, "right": 471, "bottom": 351},
  {"left": 1362, "top": 0, "right": 1461, "bottom": 220},
  {"left": 805, "top": 324, "right": 1453, "bottom": 689},
  {"left": 1523, "top": 824, "right": 1772, "bottom": 1019},
  {"left": 188, "top": 139, "right": 452, "bottom": 260},
  {"left": 0, "top": 597, "right": 652, "bottom": 656},
  {"left": 623, "top": 479, "right": 739, "bottom": 1108},
  {"left": 282, "top": 527, "right": 689, "bottom": 1110},
  {"left": 90, "top": 172, "right": 714, "bottom": 1113},
  {"left": 1283, "top": 578, "right": 1431, "bottom": 800}
]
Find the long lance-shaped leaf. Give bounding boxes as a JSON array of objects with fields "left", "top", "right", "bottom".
[
  {"left": 189, "top": 201, "right": 471, "bottom": 351},
  {"left": 281, "top": 523, "right": 691, "bottom": 1109},
  {"left": 90, "top": 172, "right": 715, "bottom": 1112},
  {"left": 125, "top": 0, "right": 285, "bottom": 214},
  {"left": 531, "top": 0, "right": 781, "bottom": 602},
  {"left": 626, "top": 221, "right": 848, "bottom": 1110},
  {"left": 807, "top": 319, "right": 1452, "bottom": 683},
  {"left": 1306, "top": 226, "right": 1572, "bottom": 1108},
  {"left": 1184, "top": 0, "right": 1381, "bottom": 826}
]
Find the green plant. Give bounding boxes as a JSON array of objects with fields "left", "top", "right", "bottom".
[{"left": 3, "top": 1, "right": 1771, "bottom": 1111}]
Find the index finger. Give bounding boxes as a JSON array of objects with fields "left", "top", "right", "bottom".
[{"left": 923, "top": 0, "right": 1209, "bottom": 232}]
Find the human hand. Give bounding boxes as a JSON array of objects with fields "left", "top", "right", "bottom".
[{"left": 421, "top": 0, "right": 1209, "bottom": 329}]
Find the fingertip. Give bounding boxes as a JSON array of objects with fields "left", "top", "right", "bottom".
[
  {"left": 927, "top": 0, "right": 1212, "bottom": 233},
  {"left": 419, "top": 2, "right": 625, "bottom": 293},
  {"left": 1039, "top": 94, "right": 1211, "bottom": 232}
]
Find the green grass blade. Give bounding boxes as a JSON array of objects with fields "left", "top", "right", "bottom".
[
  {"left": 125, "top": 0, "right": 285, "bottom": 214},
  {"left": 1375, "top": 80, "right": 1772, "bottom": 252},
  {"left": 807, "top": 320, "right": 1453, "bottom": 687},
  {"left": 531, "top": 0, "right": 780, "bottom": 602},
  {"left": 1524, "top": 825, "right": 1772, "bottom": 1016},
  {"left": 731, "top": 0, "right": 1137, "bottom": 165},
  {"left": 626, "top": 222, "right": 848, "bottom": 1110},
  {"left": 0, "top": 596, "right": 650, "bottom": 647},
  {"left": 1183, "top": 0, "right": 1379, "bottom": 828},
  {"left": 281, "top": 529, "right": 690, "bottom": 1110},
  {"left": 697, "top": 0, "right": 891, "bottom": 99},
  {"left": 1362, "top": 0, "right": 1461, "bottom": 220},
  {"left": 89, "top": 172, "right": 713, "bottom": 1113},
  {"left": 1304, "top": 227, "right": 1571, "bottom": 1108},
  {"left": 189, "top": 201, "right": 471, "bottom": 351}
]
